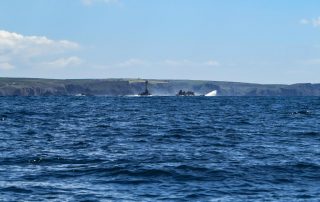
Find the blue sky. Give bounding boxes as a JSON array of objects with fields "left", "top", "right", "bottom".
[{"left": 0, "top": 0, "right": 319, "bottom": 84}]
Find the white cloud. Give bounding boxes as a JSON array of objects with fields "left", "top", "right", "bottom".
[
  {"left": 0, "top": 30, "right": 81, "bottom": 69},
  {"left": 82, "top": 0, "right": 120, "bottom": 6},
  {"left": 164, "top": 59, "right": 192, "bottom": 66},
  {"left": 300, "top": 17, "right": 320, "bottom": 27},
  {"left": 313, "top": 17, "right": 320, "bottom": 27},
  {"left": 0, "top": 62, "right": 15, "bottom": 70},
  {"left": 164, "top": 59, "right": 220, "bottom": 67},
  {"left": 0, "top": 30, "right": 79, "bottom": 53},
  {"left": 117, "top": 58, "right": 147, "bottom": 67},
  {"left": 44, "top": 56, "right": 83, "bottom": 68},
  {"left": 95, "top": 58, "right": 221, "bottom": 71},
  {"left": 300, "top": 19, "right": 310, "bottom": 25},
  {"left": 204, "top": 60, "right": 220, "bottom": 66},
  {"left": 303, "top": 59, "right": 320, "bottom": 65}
]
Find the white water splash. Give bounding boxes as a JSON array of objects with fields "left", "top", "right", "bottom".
[{"left": 205, "top": 90, "right": 217, "bottom": 97}]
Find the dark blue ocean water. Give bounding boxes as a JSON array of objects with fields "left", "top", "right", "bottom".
[{"left": 0, "top": 97, "right": 320, "bottom": 201}]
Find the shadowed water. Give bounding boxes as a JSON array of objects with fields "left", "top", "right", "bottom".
[{"left": 0, "top": 96, "right": 320, "bottom": 201}]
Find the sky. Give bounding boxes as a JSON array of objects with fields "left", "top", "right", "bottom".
[{"left": 0, "top": 0, "right": 319, "bottom": 84}]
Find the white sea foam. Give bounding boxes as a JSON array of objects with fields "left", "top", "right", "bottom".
[{"left": 205, "top": 90, "right": 217, "bottom": 96}]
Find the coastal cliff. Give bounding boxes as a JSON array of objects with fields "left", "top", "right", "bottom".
[{"left": 0, "top": 77, "right": 320, "bottom": 96}]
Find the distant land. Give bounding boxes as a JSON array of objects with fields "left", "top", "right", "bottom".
[{"left": 0, "top": 77, "right": 320, "bottom": 96}]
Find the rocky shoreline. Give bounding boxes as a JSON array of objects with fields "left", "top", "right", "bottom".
[{"left": 0, "top": 77, "right": 319, "bottom": 96}]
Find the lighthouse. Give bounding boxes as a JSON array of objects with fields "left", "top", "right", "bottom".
[{"left": 139, "top": 80, "right": 151, "bottom": 96}]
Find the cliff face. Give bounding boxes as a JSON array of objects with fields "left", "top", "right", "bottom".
[
  {"left": 0, "top": 78, "right": 320, "bottom": 96},
  {"left": 0, "top": 78, "right": 133, "bottom": 96}
]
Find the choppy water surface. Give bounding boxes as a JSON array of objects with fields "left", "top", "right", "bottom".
[{"left": 0, "top": 97, "right": 320, "bottom": 201}]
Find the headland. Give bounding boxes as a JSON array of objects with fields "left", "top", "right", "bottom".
[{"left": 0, "top": 77, "right": 319, "bottom": 96}]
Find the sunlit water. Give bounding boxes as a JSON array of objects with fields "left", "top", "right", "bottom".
[{"left": 0, "top": 96, "right": 320, "bottom": 201}]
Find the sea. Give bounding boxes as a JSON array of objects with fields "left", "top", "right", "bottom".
[{"left": 0, "top": 96, "right": 320, "bottom": 201}]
